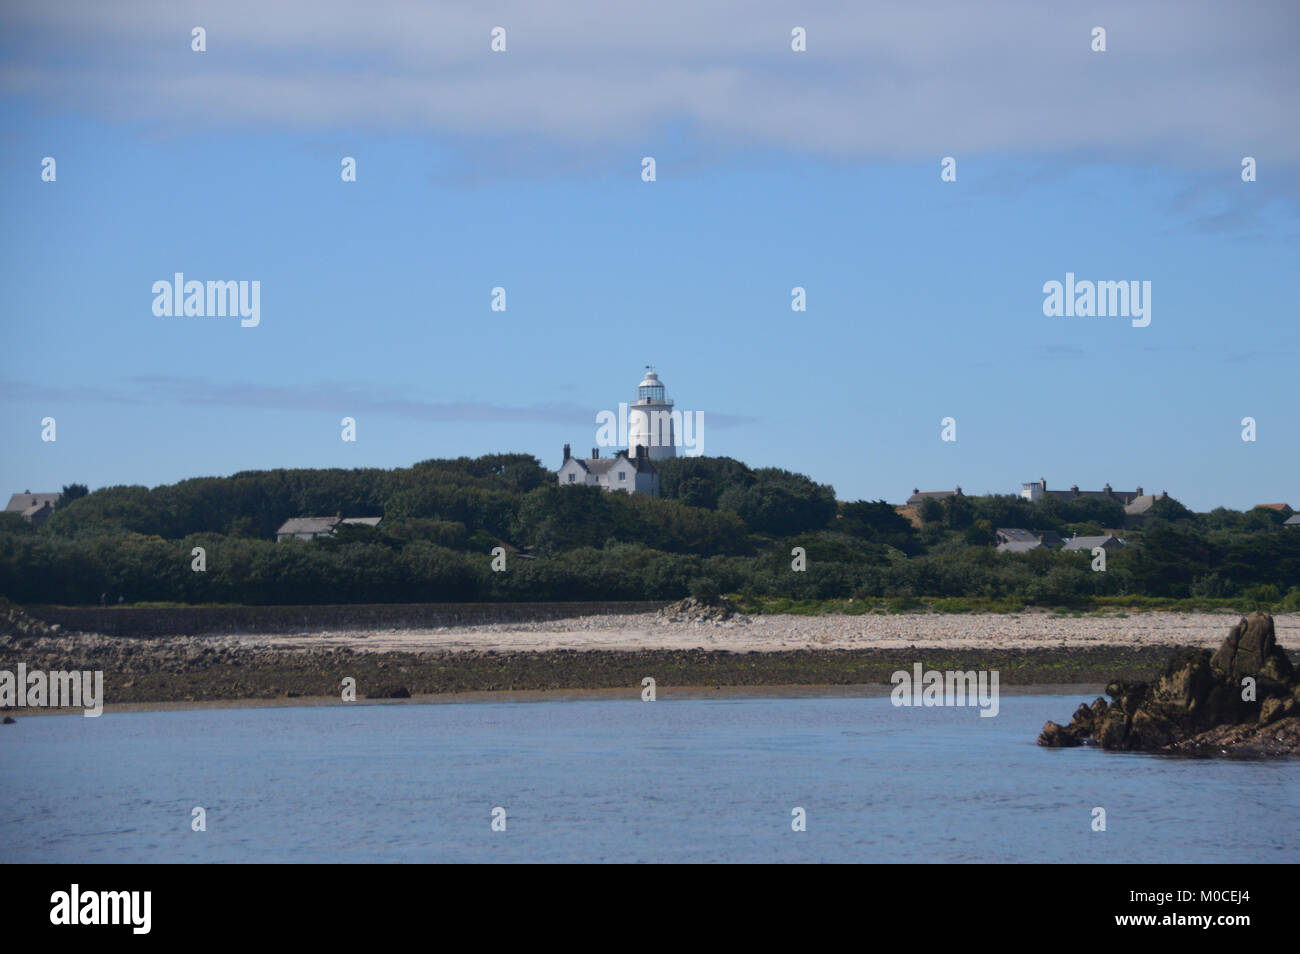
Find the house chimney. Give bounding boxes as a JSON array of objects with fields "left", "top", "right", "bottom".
[
  {"left": 563, "top": 443, "right": 571, "bottom": 461},
  {"left": 591, "top": 447, "right": 599, "bottom": 459}
]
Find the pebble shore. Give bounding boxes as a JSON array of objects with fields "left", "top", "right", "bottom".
[
  {"left": 210, "top": 608, "right": 1300, "bottom": 654},
  {"left": 4, "top": 609, "right": 1297, "bottom": 708}
]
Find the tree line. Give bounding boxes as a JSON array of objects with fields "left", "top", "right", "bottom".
[{"left": 0, "top": 455, "right": 1296, "bottom": 607}]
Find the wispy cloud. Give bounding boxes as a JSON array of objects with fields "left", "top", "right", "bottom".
[{"left": 0, "top": 375, "right": 756, "bottom": 428}]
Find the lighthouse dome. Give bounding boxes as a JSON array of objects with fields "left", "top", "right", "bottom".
[{"left": 636, "top": 370, "right": 668, "bottom": 404}]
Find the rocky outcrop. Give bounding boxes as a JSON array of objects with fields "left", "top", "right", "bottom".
[
  {"left": 1038, "top": 613, "right": 1300, "bottom": 756},
  {"left": 0, "top": 598, "right": 62, "bottom": 637},
  {"left": 656, "top": 597, "right": 748, "bottom": 625}
]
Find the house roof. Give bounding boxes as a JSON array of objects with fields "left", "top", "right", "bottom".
[
  {"left": 1254, "top": 503, "right": 1291, "bottom": 512},
  {"left": 996, "top": 540, "right": 1042, "bottom": 553},
  {"left": 277, "top": 516, "right": 383, "bottom": 534},
  {"left": 995, "top": 528, "right": 1063, "bottom": 550},
  {"left": 907, "top": 488, "right": 961, "bottom": 504},
  {"left": 5, "top": 492, "right": 61, "bottom": 516},
  {"left": 1036, "top": 484, "right": 1144, "bottom": 505},
  {"left": 568, "top": 454, "right": 658, "bottom": 477},
  {"left": 996, "top": 528, "right": 1039, "bottom": 543},
  {"left": 276, "top": 516, "right": 342, "bottom": 535},
  {"left": 1124, "top": 493, "right": 1168, "bottom": 515},
  {"left": 1062, "top": 534, "right": 1121, "bottom": 551},
  {"left": 1285, "top": 515, "right": 1300, "bottom": 526}
]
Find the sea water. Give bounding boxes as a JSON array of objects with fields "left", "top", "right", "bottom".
[{"left": 1, "top": 693, "right": 1294, "bottom": 863}]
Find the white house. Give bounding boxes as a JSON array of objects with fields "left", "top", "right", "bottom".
[
  {"left": 557, "top": 444, "right": 659, "bottom": 496},
  {"left": 557, "top": 368, "right": 686, "bottom": 496},
  {"left": 5, "top": 491, "right": 61, "bottom": 528}
]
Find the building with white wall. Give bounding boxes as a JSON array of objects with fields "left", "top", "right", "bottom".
[
  {"left": 628, "top": 369, "right": 677, "bottom": 462},
  {"left": 557, "top": 444, "right": 660, "bottom": 496},
  {"left": 558, "top": 368, "right": 684, "bottom": 496}
]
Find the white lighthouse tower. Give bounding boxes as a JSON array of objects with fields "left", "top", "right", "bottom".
[{"left": 628, "top": 367, "right": 677, "bottom": 461}]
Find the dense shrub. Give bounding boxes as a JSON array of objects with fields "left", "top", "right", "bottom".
[{"left": 2, "top": 456, "right": 1293, "bottom": 607}]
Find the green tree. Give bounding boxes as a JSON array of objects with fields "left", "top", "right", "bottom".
[{"left": 56, "top": 484, "right": 89, "bottom": 508}]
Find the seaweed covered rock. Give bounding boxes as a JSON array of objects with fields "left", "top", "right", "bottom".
[
  {"left": 1038, "top": 613, "right": 1299, "bottom": 756},
  {"left": 367, "top": 685, "right": 411, "bottom": 699},
  {"left": 0, "top": 598, "right": 62, "bottom": 638}
]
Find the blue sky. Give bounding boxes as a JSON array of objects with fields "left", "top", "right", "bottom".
[{"left": 2, "top": 1, "right": 1298, "bottom": 512}]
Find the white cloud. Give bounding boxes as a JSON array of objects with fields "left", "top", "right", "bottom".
[
  {"left": 0, "top": 376, "right": 757, "bottom": 428},
  {"left": 3, "top": 0, "right": 1297, "bottom": 166}
]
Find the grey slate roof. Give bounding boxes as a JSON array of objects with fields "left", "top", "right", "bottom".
[
  {"left": 276, "top": 517, "right": 342, "bottom": 536},
  {"left": 996, "top": 528, "right": 1039, "bottom": 543},
  {"left": 1124, "top": 493, "right": 1168, "bottom": 515},
  {"left": 5, "top": 492, "right": 61, "bottom": 516},
  {"left": 1039, "top": 485, "right": 1144, "bottom": 505},
  {"left": 994, "top": 528, "right": 1063, "bottom": 551},
  {"left": 572, "top": 454, "right": 657, "bottom": 476},
  {"left": 995, "top": 528, "right": 1045, "bottom": 552},
  {"left": 277, "top": 516, "right": 383, "bottom": 536},
  {"left": 1285, "top": 515, "right": 1300, "bottom": 526},
  {"left": 907, "top": 488, "right": 961, "bottom": 505},
  {"left": 996, "top": 540, "right": 1042, "bottom": 553},
  {"left": 1062, "top": 534, "right": 1122, "bottom": 551}
]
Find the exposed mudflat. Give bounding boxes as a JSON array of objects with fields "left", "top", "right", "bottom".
[{"left": 3, "top": 609, "right": 1296, "bottom": 708}]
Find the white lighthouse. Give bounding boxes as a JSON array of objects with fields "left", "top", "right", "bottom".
[{"left": 628, "top": 368, "right": 677, "bottom": 461}]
